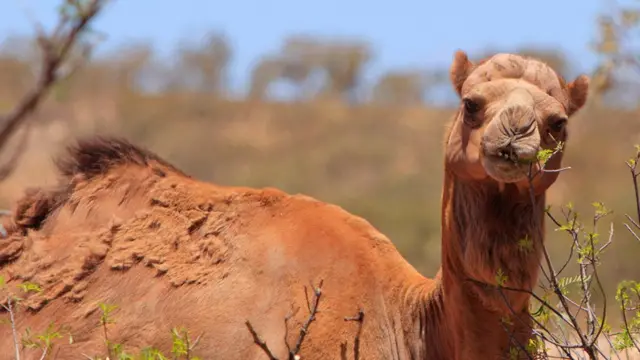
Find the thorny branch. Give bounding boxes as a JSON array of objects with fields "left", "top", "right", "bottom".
[{"left": 0, "top": 0, "right": 108, "bottom": 181}]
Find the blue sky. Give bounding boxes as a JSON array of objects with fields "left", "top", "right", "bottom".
[{"left": 0, "top": 0, "right": 622, "bottom": 95}]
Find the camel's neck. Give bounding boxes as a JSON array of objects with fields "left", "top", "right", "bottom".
[
  {"left": 413, "top": 170, "right": 546, "bottom": 359},
  {"left": 441, "top": 171, "right": 546, "bottom": 292}
]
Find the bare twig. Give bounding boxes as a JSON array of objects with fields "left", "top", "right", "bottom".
[
  {"left": 283, "top": 308, "right": 299, "bottom": 355},
  {"left": 542, "top": 166, "right": 572, "bottom": 173},
  {"left": 245, "top": 320, "right": 279, "bottom": 360},
  {"left": 246, "top": 280, "right": 324, "bottom": 360},
  {"left": 626, "top": 154, "right": 640, "bottom": 224},
  {"left": 624, "top": 150, "right": 640, "bottom": 246},
  {"left": 0, "top": 0, "right": 108, "bottom": 179},
  {"left": 621, "top": 303, "right": 640, "bottom": 354},
  {"left": 343, "top": 309, "right": 365, "bottom": 360},
  {"left": 1, "top": 297, "right": 21, "bottom": 360},
  {"left": 624, "top": 223, "right": 640, "bottom": 242},
  {"left": 38, "top": 346, "right": 48, "bottom": 360},
  {"left": 290, "top": 280, "right": 324, "bottom": 358},
  {"left": 187, "top": 332, "right": 204, "bottom": 359},
  {"left": 626, "top": 214, "right": 640, "bottom": 231}
]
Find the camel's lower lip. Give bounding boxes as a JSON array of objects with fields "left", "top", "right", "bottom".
[
  {"left": 485, "top": 154, "right": 521, "bottom": 169},
  {"left": 482, "top": 155, "right": 530, "bottom": 183},
  {"left": 487, "top": 153, "right": 515, "bottom": 163},
  {"left": 486, "top": 152, "right": 537, "bottom": 167}
]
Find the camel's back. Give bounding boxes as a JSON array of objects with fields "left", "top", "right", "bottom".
[{"left": 0, "top": 138, "right": 426, "bottom": 359}]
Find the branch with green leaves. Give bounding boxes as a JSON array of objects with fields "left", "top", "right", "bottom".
[{"left": 470, "top": 142, "right": 640, "bottom": 359}]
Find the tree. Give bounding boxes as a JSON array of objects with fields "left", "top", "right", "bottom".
[
  {"left": 283, "top": 36, "right": 372, "bottom": 101},
  {"left": 589, "top": 3, "right": 640, "bottom": 108},
  {"left": 248, "top": 56, "right": 284, "bottom": 100},
  {"left": 372, "top": 70, "right": 427, "bottom": 106},
  {"left": 165, "top": 32, "right": 231, "bottom": 96}
]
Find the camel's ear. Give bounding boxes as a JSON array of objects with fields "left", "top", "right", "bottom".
[
  {"left": 449, "top": 50, "right": 474, "bottom": 97},
  {"left": 567, "top": 74, "right": 590, "bottom": 116}
]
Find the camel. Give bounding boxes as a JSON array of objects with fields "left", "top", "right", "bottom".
[{"left": 0, "top": 50, "right": 589, "bottom": 360}]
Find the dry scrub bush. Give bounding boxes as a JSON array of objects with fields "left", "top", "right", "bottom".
[{"left": 474, "top": 143, "right": 640, "bottom": 359}]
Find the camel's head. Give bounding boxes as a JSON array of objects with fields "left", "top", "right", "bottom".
[{"left": 444, "top": 51, "right": 589, "bottom": 192}]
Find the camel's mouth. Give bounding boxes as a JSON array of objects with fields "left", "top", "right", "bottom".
[
  {"left": 480, "top": 133, "right": 540, "bottom": 183},
  {"left": 481, "top": 153, "right": 533, "bottom": 183}
]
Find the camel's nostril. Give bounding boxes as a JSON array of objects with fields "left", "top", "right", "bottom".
[
  {"left": 482, "top": 118, "right": 539, "bottom": 163},
  {"left": 511, "top": 117, "right": 537, "bottom": 138},
  {"left": 497, "top": 102, "right": 537, "bottom": 139}
]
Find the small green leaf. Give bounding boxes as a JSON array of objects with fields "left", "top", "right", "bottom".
[
  {"left": 19, "top": 281, "right": 42, "bottom": 293},
  {"left": 495, "top": 268, "right": 508, "bottom": 287},
  {"left": 555, "top": 224, "right": 573, "bottom": 232},
  {"left": 99, "top": 302, "right": 119, "bottom": 325},
  {"left": 509, "top": 346, "right": 519, "bottom": 360},
  {"left": 536, "top": 148, "right": 554, "bottom": 164},
  {"left": 517, "top": 234, "right": 533, "bottom": 253}
]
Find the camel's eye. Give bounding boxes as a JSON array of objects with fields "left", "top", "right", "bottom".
[
  {"left": 549, "top": 117, "right": 567, "bottom": 132},
  {"left": 463, "top": 98, "right": 481, "bottom": 115}
]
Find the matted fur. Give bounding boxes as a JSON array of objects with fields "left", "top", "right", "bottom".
[{"left": 0, "top": 136, "right": 426, "bottom": 359}]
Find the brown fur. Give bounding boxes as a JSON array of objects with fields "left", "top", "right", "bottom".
[{"left": 0, "top": 51, "right": 588, "bottom": 360}]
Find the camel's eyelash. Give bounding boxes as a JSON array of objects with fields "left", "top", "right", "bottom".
[{"left": 547, "top": 116, "right": 568, "bottom": 132}]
